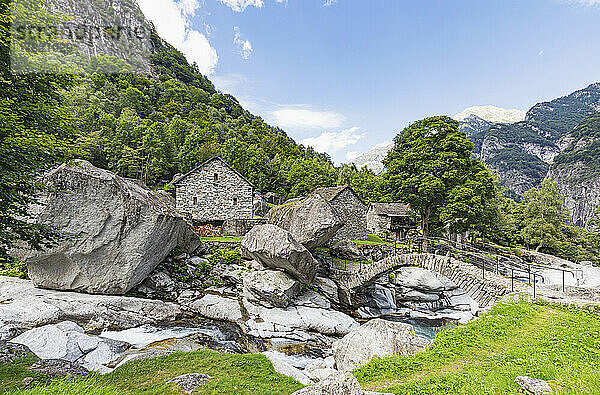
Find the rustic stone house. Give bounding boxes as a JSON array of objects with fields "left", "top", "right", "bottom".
[
  {"left": 367, "top": 202, "right": 417, "bottom": 239},
  {"left": 312, "top": 185, "right": 367, "bottom": 242},
  {"left": 174, "top": 157, "right": 254, "bottom": 224}
]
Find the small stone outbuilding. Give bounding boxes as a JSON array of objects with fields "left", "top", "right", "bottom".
[
  {"left": 367, "top": 202, "right": 417, "bottom": 239},
  {"left": 174, "top": 157, "right": 254, "bottom": 224},
  {"left": 311, "top": 185, "right": 367, "bottom": 243}
]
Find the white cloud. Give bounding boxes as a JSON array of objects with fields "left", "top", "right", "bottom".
[
  {"left": 323, "top": 0, "right": 338, "bottom": 6},
  {"left": 301, "top": 127, "right": 366, "bottom": 154},
  {"left": 345, "top": 151, "right": 361, "bottom": 161},
  {"left": 137, "top": 0, "right": 218, "bottom": 75},
  {"left": 569, "top": 0, "right": 600, "bottom": 4},
  {"left": 212, "top": 73, "right": 247, "bottom": 93},
  {"left": 233, "top": 27, "right": 253, "bottom": 60},
  {"left": 271, "top": 108, "right": 345, "bottom": 129},
  {"left": 218, "top": 0, "right": 264, "bottom": 12}
]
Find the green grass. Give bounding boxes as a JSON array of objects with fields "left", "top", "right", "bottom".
[
  {"left": 355, "top": 301, "right": 600, "bottom": 394},
  {"left": 199, "top": 237, "right": 242, "bottom": 242},
  {"left": 353, "top": 234, "right": 395, "bottom": 246},
  {"left": 2, "top": 351, "right": 303, "bottom": 395}
]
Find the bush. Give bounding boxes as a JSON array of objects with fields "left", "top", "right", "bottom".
[
  {"left": 208, "top": 248, "right": 241, "bottom": 267},
  {"left": 0, "top": 258, "right": 28, "bottom": 279}
]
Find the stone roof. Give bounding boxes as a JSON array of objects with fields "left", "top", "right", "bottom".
[
  {"left": 312, "top": 186, "right": 348, "bottom": 201},
  {"left": 368, "top": 202, "right": 411, "bottom": 217},
  {"left": 173, "top": 156, "right": 255, "bottom": 188}
]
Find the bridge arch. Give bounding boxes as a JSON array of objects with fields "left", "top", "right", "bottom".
[{"left": 332, "top": 253, "right": 518, "bottom": 308}]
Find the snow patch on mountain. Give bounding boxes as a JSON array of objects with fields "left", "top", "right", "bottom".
[{"left": 454, "top": 105, "right": 526, "bottom": 124}]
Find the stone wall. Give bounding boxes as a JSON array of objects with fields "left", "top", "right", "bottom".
[
  {"left": 330, "top": 189, "right": 367, "bottom": 243},
  {"left": 366, "top": 209, "right": 390, "bottom": 237},
  {"left": 176, "top": 159, "right": 253, "bottom": 222}
]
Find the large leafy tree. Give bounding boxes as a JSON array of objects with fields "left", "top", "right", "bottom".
[
  {"left": 0, "top": 0, "right": 78, "bottom": 260},
  {"left": 519, "top": 180, "right": 573, "bottom": 251},
  {"left": 383, "top": 116, "right": 497, "bottom": 239}
]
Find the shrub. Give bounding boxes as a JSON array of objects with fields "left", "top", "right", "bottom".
[
  {"left": 208, "top": 248, "right": 241, "bottom": 267},
  {"left": 0, "top": 258, "right": 28, "bottom": 279}
]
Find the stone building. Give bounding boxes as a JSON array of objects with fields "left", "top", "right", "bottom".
[
  {"left": 367, "top": 202, "right": 417, "bottom": 239},
  {"left": 174, "top": 157, "right": 254, "bottom": 224},
  {"left": 311, "top": 185, "right": 367, "bottom": 242}
]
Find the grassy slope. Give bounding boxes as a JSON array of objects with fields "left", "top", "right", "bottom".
[
  {"left": 1, "top": 351, "right": 303, "bottom": 395},
  {"left": 4, "top": 302, "right": 600, "bottom": 394},
  {"left": 355, "top": 301, "right": 600, "bottom": 394}
]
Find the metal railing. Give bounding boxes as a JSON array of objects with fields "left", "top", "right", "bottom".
[{"left": 325, "top": 236, "right": 581, "bottom": 295}]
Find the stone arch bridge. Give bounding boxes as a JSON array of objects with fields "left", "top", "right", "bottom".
[{"left": 331, "top": 253, "right": 528, "bottom": 308}]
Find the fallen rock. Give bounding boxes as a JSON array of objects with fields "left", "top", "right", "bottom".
[
  {"left": 190, "top": 294, "right": 243, "bottom": 322},
  {"left": 515, "top": 376, "right": 553, "bottom": 394},
  {"left": 306, "top": 367, "right": 338, "bottom": 383},
  {"left": 241, "top": 224, "right": 319, "bottom": 283},
  {"left": 11, "top": 322, "right": 86, "bottom": 362},
  {"left": 0, "top": 277, "right": 181, "bottom": 331},
  {"left": 391, "top": 267, "right": 448, "bottom": 293},
  {"left": 333, "top": 319, "right": 430, "bottom": 371},
  {"left": 331, "top": 239, "right": 365, "bottom": 261},
  {"left": 263, "top": 351, "right": 313, "bottom": 386},
  {"left": 168, "top": 373, "right": 212, "bottom": 394},
  {"left": 17, "top": 160, "right": 187, "bottom": 294},
  {"left": 243, "top": 299, "right": 358, "bottom": 341},
  {"left": 243, "top": 269, "right": 302, "bottom": 308},
  {"left": 0, "top": 341, "right": 33, "bottom": 364},
  {"left": 266, "top": 194, "right": 343, "bottom": 250},
  {"left": 291, "top": 372, "right": 363, "bottom": 395},
  {"left": 28, "top": 359, "right": 89, "bottom": 378}
]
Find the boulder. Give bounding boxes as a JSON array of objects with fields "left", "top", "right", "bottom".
[
  {"left": 11, "top": 322, "right": 86, "bottom": 362},
  {"left": 331, "top": 239, "right": 365, "bottom": 261},
  {"left": 332, "top": 319, "right": 430, "bottom": 371},
  {"left": 391, "top": 267, "right": 448, "bottom": 293},
  {"left": 291, "top": 372, "right": 363, "bottom": 395},
  {"left": 515, "top": 376, "right": 553, "bottom": 394},
  {"left": 306, "top": 367, "right": 338, "bottom": 383},
  {"left": 263, "top": 351, "right": 313, "bottom": 386},
  {"left": 241, "top": 225, "right": 319, "bottom": 283},
  {"left": 243, "top": 299, "right": 359, "bottom": 341},
  {"left": 0, "top": 277, "right": 181, "bottom": 332},
  {"left": 28, "top": 359, "right": 89, "bottom": 378},
  {"left": 189, "top": 294, "right": 243, "bottom": 322},
  {"left": 266, "top": 194, "right": 344, "bottom": 250},
  {"left": 168, "top": 373, "right": 212, "bottom": 394},
  {"left": 17, "top": 160, "right": 188, "bottom": 294},
  {"left": 243, "top": 269, "right": 302, "bottom": 308}
]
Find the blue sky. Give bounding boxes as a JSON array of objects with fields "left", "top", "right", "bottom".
[{"left": 137, "top": 0, "right": 600, "bottom": 163}]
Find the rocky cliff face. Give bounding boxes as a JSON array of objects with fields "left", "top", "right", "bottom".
[
  {"left": 45, "top": 0, "right": 155, "bottom": 74},
  {"left": 546, "top": 113, "right": 600, "bottom": 227},
  {"left": 471, "top": 83, "right": 600, "bottom": 200}
]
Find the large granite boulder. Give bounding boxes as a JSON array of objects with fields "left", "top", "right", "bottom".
[
  {"left": 331, "top": 239, "right": 365, "bottom": 261},
  {"left": 240, "top": 224, "right": 319, "bottom": 283},
  {"left": 266, "top": 194, "right": 343, "bottom": 250},
  {"left": 17, "top": 160, "right": 188, "bottom": 294},
  {"left": 243, "top": 269, "right": 302, "bottom": 308},
  {"left": 332, "top": 319, "right": 430, "bottom": 371}
]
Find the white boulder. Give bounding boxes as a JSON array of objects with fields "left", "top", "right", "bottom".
[{"left": 333, "top": 319, "right": 430, "bottom": 371}]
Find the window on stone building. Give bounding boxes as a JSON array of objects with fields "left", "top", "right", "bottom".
[
  {"left": 214, "top": 173, "right": 219, "bottom": 181},
  {"left": 193, "top": 197, "right": 198, "bottom": 206},
  {"left": 233, "top": 197, "right": 238, "bottom": 206}
]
